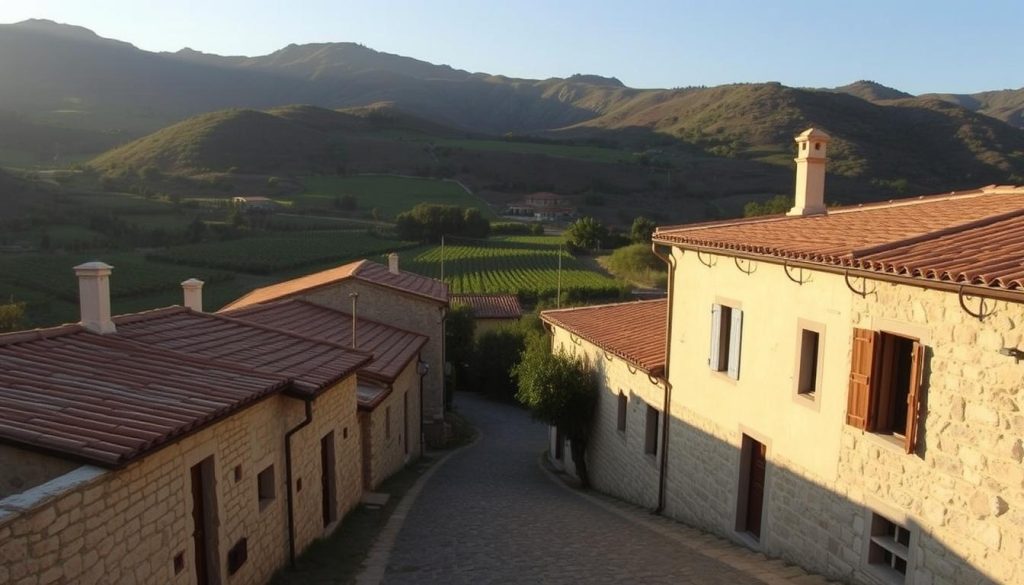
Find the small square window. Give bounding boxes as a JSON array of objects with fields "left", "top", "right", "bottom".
[
  {"left": 257, "top": 465, "right": 275, "bottom": 510},
  {"left": 644, "top": 405, "right": 659, "bottom": 455},
  {"left": 385, "top": 406, "right": 392, "bottom": 440},
  {"left": 616, "top": 391, "right": 627, "bottom": 433},
  {"left": 868, "top": 512, "right": 912, "bottom": 581}
]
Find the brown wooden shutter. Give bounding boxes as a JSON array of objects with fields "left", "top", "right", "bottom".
[
  {"left": 847, "top": 328, "right": 878, "bottom": 429},
  {"left": 904, "top": 342, "right": 925, "bottom": 454}
]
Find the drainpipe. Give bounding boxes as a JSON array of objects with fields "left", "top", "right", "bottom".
[
  {"left": 651, "top": 243, "right": 676, "bottom": 514},
  {"left": 417, "top": 352, "right": 428, "bottom": 456},
  {"left": 284, "top": 397, "right": 313, "bottom": 566}
]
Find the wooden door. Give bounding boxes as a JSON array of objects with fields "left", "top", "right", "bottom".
[
  {"left": 191, "top": 462, "right": 210, "bottom": 585},
  {"left": 321, "top": 433, "right": 337, "bottom": 527},
  {"left": 745, "top": 440, "right": 767, "bottom": 539}
]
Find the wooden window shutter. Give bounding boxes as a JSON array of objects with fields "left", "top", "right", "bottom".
[
  {"left": 904, "top": 342, "right": 926, "bottom": 454},
  {"left": 727, "top": 309, "right": 743, "bottom": 379},
  {"left": 709, "top": 304, "right": 723, "bottom": 370},
  {"left": 847, "top": 328, "right": 878, "bottom": 429}
]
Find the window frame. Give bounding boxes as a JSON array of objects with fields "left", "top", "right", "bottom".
[
  {"left": 709, "top": 299, "right": 743, "bottom": 381},
  {"left": 643, "top": 404, "right": 659, "bottom": 456},
  {"left": 256, "top": 464, "right": 276, "bottom": 511},
  {"left": 864, "top": 507, "right": 915, "bottom": 584},
  {"left": 793, "top": 319, "right": 826, "bottom": 409},
  {"left": 616, "top": 390, "right": 627, "bottom": 433},
  {"left": 846, "top": 327, "right": 926, "bottom": 454}
]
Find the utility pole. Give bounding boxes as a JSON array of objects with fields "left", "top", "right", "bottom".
[
  {"left": 349, "top": 292, "right": 359, "bottom": 348},
  {"left": 556, "top": 245, "right": 562, "bottom": 308}
]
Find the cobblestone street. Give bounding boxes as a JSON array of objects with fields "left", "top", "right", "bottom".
[{"left": 375, "top": 392, "right": 812, "bottom": 585}]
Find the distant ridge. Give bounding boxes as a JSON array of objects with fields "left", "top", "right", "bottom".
[{"left": 829, "top": 80, "right": 914, "bottom": 101}]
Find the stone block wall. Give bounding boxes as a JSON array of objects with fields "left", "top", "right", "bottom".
[
  {"left": 0, "top": 376, "right": 362, "bottom": 585},
  {"left": 550, "top": 328, "right": 664, "bottom": 509},
  {"left": 362, "top": 362, "right": 421, "bottom": 490},
  {"left": 300, "top": 280, "right": 446, "bottom": 428}
]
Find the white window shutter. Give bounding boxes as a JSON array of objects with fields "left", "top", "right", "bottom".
[
  {"left": 727, "top": 308, "right": 743, "bottom": 379},
  {"left": 709, "top": 304, "right": 722, "bottom": 369}
]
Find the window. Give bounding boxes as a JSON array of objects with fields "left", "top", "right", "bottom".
[
  {"left": 710, "top": 303, "right": 743, "bottom": 379},
  {"left": 644, "top": 405, "right": 659, "bottom": 455},
  {"left": 257, "top": 465, "right": 275, "bottom": 510},
  {"left": 846, "top": 329, "right": 925, "bottom": 453},
  {"left": 385, "top": 406, "right": 392, "bottom": 440},
  {"left": 796, "top": 326, "right": 823, "bottom": 398},
  {"left": 868, "top": 512, "right": 911, "bottom": 581},
  {"left": 616, "top": 391, "right": 627, "bottom": 433}
]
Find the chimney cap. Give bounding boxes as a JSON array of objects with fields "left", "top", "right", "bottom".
[
  {"left": 795, "top": 128, "right": 831, "bottom": 142},
  {"left": 181, "top": 278, "right": 204, "bottom": 289},
  {"left": 74, "top": 261, "right": 113, "bottom": 274}
]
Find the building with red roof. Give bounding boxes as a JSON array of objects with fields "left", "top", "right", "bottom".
[{"left": 542, "top": 128, "right": 1024, "bottom": 585}]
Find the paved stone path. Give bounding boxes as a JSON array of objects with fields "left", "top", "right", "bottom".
[{"left": 377, "top": 393, "right": 831, "bottom": 585}]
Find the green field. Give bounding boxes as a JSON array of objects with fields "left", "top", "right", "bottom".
[
  {"left": 148, "top": 231, "right": 414, "bottom": 274},
  {"left": 434, "top": 137, "right": 635, "bottom": 164},
  {"left": 399, "top": 237, "right": 623, "bottom": 301},
  {"left": 297, "top": 175, "right": 493, "bottom": 219}
]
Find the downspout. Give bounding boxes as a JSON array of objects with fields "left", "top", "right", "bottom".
[
  {"left": 439, "top": 305, "right": 448, "bottom": 412},
  {"left": 417, "top": 352, "right": 426, "bottom": 457},
  {"left": 285, "top": 397, "right": 314, "bottom": 566},
  {"left": 652, "top": 242, "right": 676, "bottom": 514}
]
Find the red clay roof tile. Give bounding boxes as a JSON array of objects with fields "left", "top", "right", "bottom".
[
  {"left": 541, "top": 300, "right": 667, "bottom": 376},
  {"left": 221, "top": 259, "right": 448, "bottom": 311},
  {"left": 451, "top": 294, "right": 523, "bottom": 319},
  {"left": 653, "top": 186, "right": 1024, "bottom": 292}
]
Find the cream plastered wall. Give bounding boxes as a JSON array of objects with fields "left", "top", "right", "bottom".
[
  {"left": 662, "top": 245, "right": 1024, "bottom": 585},
  {"left": 549, "top": 326, "right": 665, "bottom": 508},
  {"left": 300, "top": 281, "right": 446, "bottom": 428},
  {"left": 362, "top": 360, "right": 422, "bottom": 490},
  {"left": 0, "top": 376, "right": 362, "bottom": 585}
]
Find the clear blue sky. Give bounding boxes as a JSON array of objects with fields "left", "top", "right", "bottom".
[{"left": 2, "top": 0, "right": 1021, "bottom": 94}]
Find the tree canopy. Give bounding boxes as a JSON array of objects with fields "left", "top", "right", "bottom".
[
  {"left": 564, "top": 216, "right": 608, "bottom": 252},
  {"left": 395, "top": 203, "right": 490, "bottom": 242},
  {"left": 513, "top": 333, "right": 599, "bottom": 486}
]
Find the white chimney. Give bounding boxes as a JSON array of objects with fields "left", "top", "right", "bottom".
[
  {"left": 788, "top": 128, "right": 830, "bottom": 217},
  {"left": 74, "top": 261, "right": 116, "bottom": 334},
  {"left": 181, "top": 278, "right": 205, "bottom": 312},
  {"left": 388, "top": 252, "right": 400, "bottom": 274}
]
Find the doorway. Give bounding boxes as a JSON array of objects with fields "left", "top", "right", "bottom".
[
  {"left": 321, "top": 432, "right": 337, "bottom": 527},
  {"left": 190, "top": 456, "right": 219, "bottom": 585},
  {"left": 736, "top": 435, "right": 767, "bottom": 540}
]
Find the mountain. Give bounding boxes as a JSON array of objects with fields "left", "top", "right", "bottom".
[
  {"left": 923, "top": 88, "right": 1024, "bottom": 128},
  {"left": 830, "top": 80, "right": 913, "bottom": 102}
]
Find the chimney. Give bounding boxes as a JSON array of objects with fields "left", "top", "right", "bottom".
[
  {"left": 788, "top": 128, "right": 830, "bottom": 217},
  {"left": 181, "top": 278, "right": 204, "bottom": 312},
  {"left": 388, "top": 252, "right": 400, "bottom": 274},
  {"left": 74, "top": 261, "right": 116, "bottom": 334}
]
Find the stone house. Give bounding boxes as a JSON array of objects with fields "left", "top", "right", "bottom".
[
  {"left": 220, "top": 253, "right": 450, "bottom": 445},
  {"left": 450, "top": 293, "right": 523, "bottom": 338},
  {"left": 542, "top": 300, "right": 667, "bottom": 509},
  {"left": 544, "top": 129, "right": 1024, "bottom": 585},
  {"left": 0, "top": 263, "right": 374, "bottom": 585},
  {"left": 223, "top": 298, "right": 428, "bottom": 490},
  {"left": 505, "top": 192, "right": 577, "bottom": 221}
]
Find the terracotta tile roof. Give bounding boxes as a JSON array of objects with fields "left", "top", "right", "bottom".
[
  {"left": 653, "top": 186, "right": 1024, "bottom": 292},
  {"left": 541, "top": 300, "right": 667, "bottom": 377},
  {"left": 115, "top": 307, "right": 372, "bottom": 394},
  {"left": 221, "top": 259, "right": 448, "bottom": 311},
  {"left": 451, "top": 294, "right": 523, "bottom": 319},
  {"left": 224, "top": 299, "right": 427, "bottom": 383},
  {"left": 0, "top": 325, "right": 290, "bottom": 468}
]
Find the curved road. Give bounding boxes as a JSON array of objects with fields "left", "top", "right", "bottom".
[{"left": 380, "top": 393, "right": 770, "bottom": 584}]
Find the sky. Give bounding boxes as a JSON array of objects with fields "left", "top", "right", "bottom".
[{"left": 1, "top": 0, "right": 1022, "bottom": 94}]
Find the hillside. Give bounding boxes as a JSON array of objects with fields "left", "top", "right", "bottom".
[
  {"left": 829, "top": 80, "right": 913, "bottom": 102},
  {"left": 558, "top": 83, "right": 1024, "bottom": 192}
]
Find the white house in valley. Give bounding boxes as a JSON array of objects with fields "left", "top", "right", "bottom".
[{"left": 545, "top": 129, "right": 1024, "bottom": 585}]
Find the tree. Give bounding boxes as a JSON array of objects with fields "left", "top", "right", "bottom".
[
  {"left": 631, "top": 216, "right": 656, "bottom": 243},
  {"left": 395, "top": 204, "right": 491, "bottom": 242},
  {"left": 0, "top": 300, "right": 26, "bottom": 332},
  {"left": 743, "top": 194, "right": 791, "bottom": 217},
  {"left": 186, "top": 216, "right": 207, "bottom": 243},
  {"left": 472, "top": 327, "right": 529, "bottom": 402},
  {"left": 564, "top": 216, "right": 607, "bottom": 252},
  {"left": 513, "top": 333, "right": 599, "bottom": 487}
]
